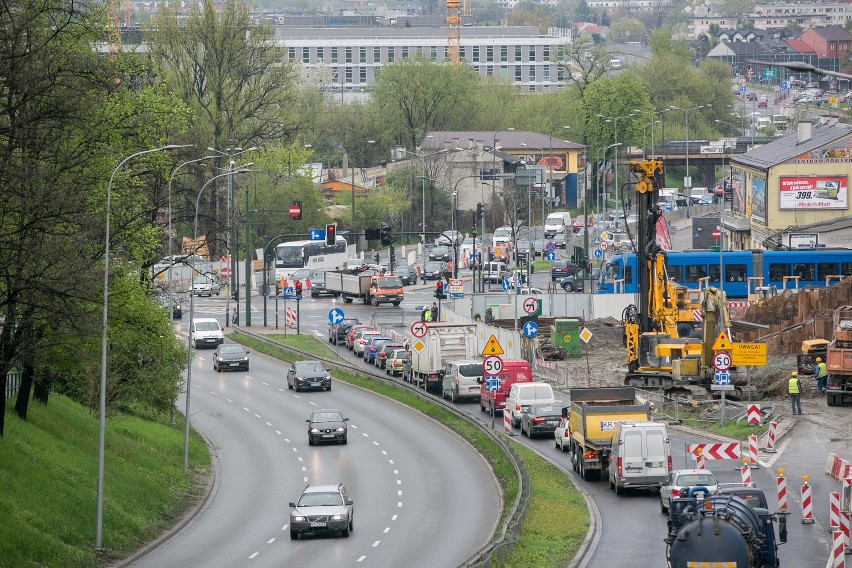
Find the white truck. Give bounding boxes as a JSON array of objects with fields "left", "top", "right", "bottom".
[
  {"left": 323, "top": 269, "right": 404, "bottom": 306},
  {"left": 404, "top": 323, "right": 479, "bottom": 393}
]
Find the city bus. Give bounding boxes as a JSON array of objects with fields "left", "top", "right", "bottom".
[
  {"left": 273, "top": 237, "right": 349, "bottom": 281},
  {"left": 598, "top": 249, "right": 852, "bottom": 298}
]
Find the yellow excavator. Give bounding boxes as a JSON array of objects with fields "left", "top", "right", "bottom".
[{"left": 621, "top": 159, "right": 733, "bottom": 393}]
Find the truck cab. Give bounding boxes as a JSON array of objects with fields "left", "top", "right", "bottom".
[{"left": 369, "top": 274, "right": 404, "bottom": 306}]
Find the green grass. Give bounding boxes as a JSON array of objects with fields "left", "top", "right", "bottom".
[
  {"left": 232, "top": 331, "right": 587, "bottom": 567},
  {"left": 672, "top": 405, "right": 769, "bottom": 439},
  {"left": 532, "top": 260, "right": 552, "bottom": 271},
  {"left": 0, "top": 395, "right": 209, "bottom": 568},
  {"left": 230, "top": 331, "right": 337, "bottom": 360}
]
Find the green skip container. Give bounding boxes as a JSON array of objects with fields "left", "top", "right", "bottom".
[{"left": 551, "top": 318, "right": 582, "bottom": 356}]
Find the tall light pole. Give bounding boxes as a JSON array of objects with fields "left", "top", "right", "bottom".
[
  {"left": 347, "top": 140, "right": 375, "bottom": 227},
  {"left": 599, "top": 111, "right": 637, "bottom": 218},
  {"left": 642, "top": 121, "right": 660, "bottom": 157},
  {"left": 499, "top": 188, "right": 521, "bottom": 334},
  {"left": 491, "top": 128, "right": 515, "bottom": 269},
  {"left": 184, "top": 169, "right": 253, "bottom": 473},
  {"left": 97, "top": 143, "right": 189, "bottom": 550},
  {"left": 670, "top": 104, "right": 710, "bottom": 193},
  {"left": 520, "top": 142, "right": 547, "bottom": 228}
]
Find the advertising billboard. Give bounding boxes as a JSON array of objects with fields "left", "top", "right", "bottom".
[
  {"left": 779, "top": 175, "right": 848, "bottom": 210},
  {"left": 750, "top": 177, "right": 767, "bottom": 223}
]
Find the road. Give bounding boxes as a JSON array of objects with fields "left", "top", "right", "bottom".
[{"left": 129, "top": 306, "right": 500, "bottom": 568}]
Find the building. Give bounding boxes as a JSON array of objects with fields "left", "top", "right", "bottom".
[
  {"left": 687, "top": 1, "right": 852, "bottom": 39},
  {"left": 798, "top": 25, "right": 852, "bottom": 58},
  {"left": 276, "top": 24, "right": 571, "bottom": 95},
  {"left": 725, "top": 119, "right": 852, "bottom": 250}
]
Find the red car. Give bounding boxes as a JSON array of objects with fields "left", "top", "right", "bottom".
[{"left": 572, "top": 215, "right": 595, "bottom": 233}]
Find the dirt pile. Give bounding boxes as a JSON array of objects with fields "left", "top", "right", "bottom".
[{"left": 742, "top": 290, "right": 800, "bottom": 324}]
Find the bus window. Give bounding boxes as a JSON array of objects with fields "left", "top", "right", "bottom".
[
  {"left": 684, "top": 265, "right": 707, "bottom": 283},
  {"left": 768, "top": 263, "right": 788, "bottom": 282},
  {"left": 818, "top": 262, "right": 839, "bottom": 282},
  {"left": 725, "top": 264, "right": 747, "bottom": 282},
  {"left": 793, "top": 263, "right": 815, "bottom": 281},
  {"left": 843, "top": 263, "right": 852, "bottom": 277},
  {"left": 666, "top": 265, "right": 683, "bottom": 283}
]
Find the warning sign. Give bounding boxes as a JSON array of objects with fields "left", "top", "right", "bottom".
[
  {"left": 482, "top": 335, "right": 505, "bottom": 356},
  {"left": 732, "top": 343, "right": 767, "bottom": 366},
  {"left": 711, "top": 331, "right": 732, "bottom": 351}
]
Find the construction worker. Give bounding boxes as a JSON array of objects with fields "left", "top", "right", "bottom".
[
  {"left": 423, "top": 307, "right": 432, "bottom": 322},
  {"left": 788, "top": 371, "right": 802, "bottom": 415},
  {"left": 814, "top": 356, "right": 828, "bottom": 394}
]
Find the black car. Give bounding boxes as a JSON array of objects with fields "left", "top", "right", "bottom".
[
  {"left": 520, "top": 403, "right": 566, "bottom": 438},
  {"left": 157, "top": 293, "right": 183, "bottom": 319},
  {"left": 309, "top": 271, "right": 338, "bottom": 298},
  {"left": 422, "top": 261, "right": 449, "bottom": 281},
  {"left": 328, "top": 317, "right": 360, "bottom": 344},
  {"left": 551, "top": 260, "right": 582, "bottom": 281},
  {"left": 307, "top": 409, "right": 348, "bottom": 445},
  {"left": 213, "top": 344, "right": 250, "bottom": 372},
  {"left": 289, "top": 484, "right": 354, "bottom": 539},
  {"left": 287, "top": 360, "right": 332, "bottom": 392},
  {"left": 395, "top": 265, "right": 414, "bottom": 286},
  {"left": 560, "top": 274, "right": 584, "bottom": 293},
  {"left": 428, "top": 245, "right": 451, "bottom": 261}
]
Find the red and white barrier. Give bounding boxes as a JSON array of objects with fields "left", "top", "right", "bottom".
[
  {"left": 687, "top": 442, "right": 741, "bottom": 461},
  {"left": 765, "top": 421, "right": 778, "bottom": 453},
  {"left": 285, "top": 306, "right": 296, "bottom": 328},
  {"left": 833, "top": 492, "right": 842, "bottom": 529},
  {"left": 802, "top": 478, "right": 815, "bottom": 524},
  {"left": 741, "top": 459, "right": 752, "bottom": 487},
  {"left": 841, "top": 511, "right": 851, "bottom": 555},
  {"left": 829, "top": 454, "right": 852, "bottom": 481},
  {"left": 830, "top": 453, "right": 842, "bottom": 477},
  {"left": 844, "top": 478, "right": 852, "bottom": 512},
  {"left": 833, "top": 529, "right": 846, "bottom": 568},
  {"left": 503, "top": 408, "right": 511, "bottom": 434},
  {"left": 777, "top": 470, "right": 789, "bottom": 514},
  {"left": 747, "top": 403, "right": 762, "bottom": 425},
  {"left": 843, "top": 460, "right": 852, "bottom": 481},
  {"left": 695, "top": 450, "right": 706, "bottom": 470},
  {"left": 749, "top": 434, "right": 759, "bottom": 468}
]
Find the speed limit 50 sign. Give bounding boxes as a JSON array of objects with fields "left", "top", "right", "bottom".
[
  {"left": 713, "top": 351, "right": 732, "bottom": 371},
  {"left": 483, "top": 355, "right": 503, "bottom": 376}
]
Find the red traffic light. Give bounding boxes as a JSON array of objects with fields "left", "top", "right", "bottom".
[{"left": 325, "top": 223, "right": 336, "bottom": 245}]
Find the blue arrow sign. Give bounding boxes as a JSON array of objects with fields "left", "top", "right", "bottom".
[
  {"left": 594, "top": 249, "right": 603, "bottom": 258},
  {"left": 328, "top": 307, "right": 345, "bottom": 325},
  {"left": 545, "top": 241, "right": 556, "bottom": 253},
  {"left": 450, "top": 292, "right": 463, "bottom": 299},
  {"left": 501, "top": 279, "right": 511, "bottom": 291},
  {"left": 469, "top": 254, "right": 477, "bottom": 264},
  {"left": 545, "top": 252, "right": 556, "bottom": 261},
  {"left": 309, "top": 229, "right": 325, "bottom": 241},
  {"left": 485, "top": 377, "right": 501, "bottom": 392},
  {"left": 522, "top": 321, "right": 539, "bottom": 338},
  {"left": 283, "top": 286, "right": 295, "bottom": 298}
]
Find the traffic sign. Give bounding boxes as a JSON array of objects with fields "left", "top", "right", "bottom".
[
  {"left": 501, "top": 279, "right": 511, "bottom": 291},
  {"left": 485, "top": 377, "right": 501, "bottom": 392},
  {"left": 594, "top": 249, "right": 603, "bottom": 258},
  {"left": 545, "top": 241, "right": 556, "bottom": 253},
  {"left": 712, "top": 370, "right": 733, "bottom": 390},
  {"left": 545, "top": 252, "right": 556, "bottom": 261},
  {"left": 579, "top": 327, "right": 593, "bottom": 343},
  {"left": 328, "top": 307, "right": 345, "bottom": 324},
  {"left": 522, "top": 297, "right": 540, "bottom": 314},
  {"left": 220, "top": 266, "right": 231, "bottom": 278},
  {"left": 482, "top": 335, "right": 505, "bottom": 356},
  {"left": 522, "top": 321, "right": 539, "bottom": 338},
  {"left": 712, "top": 331, "right": 732, "bottom": 351},
  {"left": 599, "top": 241, "right": 609, "bottom": 251},
  {"left": 283, "top": 286, "right": 295, "bottom": 298},
  {"left": 594, "top": 236, "right": 601, "bottom": 244},
  {"left": 712, "top": 228, "right": 721, "bottom": 240},
  {"left": 713, "top": 351, "right": 732, "bottom": 371},
  {"left": 410, "top": 321, "right": 428, "bottom": 338},
  {"left": 732, "top": 343, "right": 767, "bottom": 366},
  {"left": 412, "top": 339, "right": 426, "bottom": 353},
  {"left": 289, "top": 202, "right": 302, "bottom": 218},
  {"left": 483, "top": 355, "right": 504, "bottom": 376},
  {"left": 309, "top": 229, "right": 325, "bottom": 241},
  {"left": 469, "top": 253, "right": 477, "bottom": 264},
  {"left": 600, "top": 232, "right": 609, "bottom": 241}
]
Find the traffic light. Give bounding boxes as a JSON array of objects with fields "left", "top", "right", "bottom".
[
  {"left": 325, "top": 223, "right": 336, "bottom": 246},
  {"left": 295, "top": 280, "right": 303, "bottom": 299},
  {"left": 476, "top": 202, "right": 484, "bottom": 221},
  {"left": 434, "top": 281, "right": 445, "bottom": 299},
  {"left": 380, "top": 222, "right": 392, "bottom": 246}
]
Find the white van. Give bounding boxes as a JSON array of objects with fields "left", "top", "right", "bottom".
[
  {"left": 442, "top": 359, "right": 483, "bottom": 403},
  {"left": 492, "top": 226, "right": 513, "bottom": 250},
  {"left": 506, "top": 381, "right": 556, "bottom": 427},
  {"left": 544, "top": 212, "right": 572, "bottom": 238},
  {"left": 190, "top": 318, "right": 224, "bottom": 349},
  {"left": 608, "top": 421, "right": 671, "bottom": 493},
  {"left": 483, "top": 261, "right": 509, "bottom": 284}
]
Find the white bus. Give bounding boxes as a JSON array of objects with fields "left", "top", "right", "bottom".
[{"left": 273, "top": 237, "right": 349, "bottom": 281}]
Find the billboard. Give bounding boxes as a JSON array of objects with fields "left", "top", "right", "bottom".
[
  {"left": 779, "top": 175, "right": 848, "bottom": 210},
  {"left": 750, "top": 177, "right": 767, "bottom": 223}
]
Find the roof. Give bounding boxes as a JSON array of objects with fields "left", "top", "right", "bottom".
[
  {"left": 730, "top": 122, "right": 852, "bottom": 170},
  {"left": 804, "top": 25, "right": 852, "bottom": 42},
  {"left": 303, "top": 484, "right": 342, "bottom": 493},
  {"left": 420, "top": 131, "right": 586, "bottom": 152},
  {"left": 786, "top": 37, "right": 814, "bottom": 54}
]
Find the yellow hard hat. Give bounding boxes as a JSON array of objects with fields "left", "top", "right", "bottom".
[
  {"left": 791, "top": 371, "right": 798, "bottom": 377},
  {"left": 816, "top": 357, "right": 822, "bottom": 362}
]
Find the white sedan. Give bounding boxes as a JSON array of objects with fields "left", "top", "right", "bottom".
[
  {"left": 554, "top": 417, "right": 570, "bottom": 452},
  {"left": 660, "top": 469, "right": 718, "bottom": 514}
]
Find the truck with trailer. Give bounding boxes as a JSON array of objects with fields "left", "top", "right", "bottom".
[
  {"left": 567, "top": 387, "right": 651, "bottom": 481},
  {"left": 798, "top": 305, "right": 852, "bottom": 406},
  {"left": 403, "top": 323, "right": 478, "bottom": 393},
  {"left": 323, "top": 269, "right": 404, "bottom": 306}
]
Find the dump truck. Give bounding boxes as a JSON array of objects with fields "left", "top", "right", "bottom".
[
  {"left": 797, "top": 305, "right": 852, "bottom": 406},
  {"left": 323, "top": 269, "right": 404, "bottom": 306},
  {"left": 567, "top": 387, "right": 651, "bottom": 481},
  {"left": 404, "top": 323, "right": 478, "bottom": 393}
]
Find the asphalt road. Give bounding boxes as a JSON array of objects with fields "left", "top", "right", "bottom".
[{"left": 128, "top": 313, "right": 500, "bottom": 568}]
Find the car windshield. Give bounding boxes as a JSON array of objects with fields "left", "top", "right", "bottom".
[
  {"left": 458, "top": 363, "right": 483, "bottom": 377},
  {"left": 531, "top": 405, "right": 561, "bottom": 415},
  {"left": 432, "top": 246, "right": 448, "bottom": 254},
  {"left": 292, "top": 269, "right": 312, "bottom": 280},
  {"left": 677, "top": 473, "right": 717, "bottom": 486},
  {"left": 296, "top": 362, "right": 325, "bottom": 373},
  {"left": 371, "top": 338, "right": 391, "bottom": 346},
  {"left": 194, "top": 321, "right": 219, "bottom": 331},
  {"left": 298, "top": 491, "right": 344, "bottom": 507},
  {"left": 219, "top": 345, "right": 245, "bottom": 354},
  {"left": 311, "top": 412, "right": 343, "bottom": 423},
  {"left": 311, "top": 272, "right": 325, "bottom": 284},
  {"left": 377, "top": 276, "right": 403, "bottom": 288},
  {"left": 494, "top": 228, "right": 512, "bottom": 239},
  {"left": 396, "top": 266, "right": 410, "bottom": 275},
  {"left": 193, "top": 278, "right": 212, "bottom": 285}
]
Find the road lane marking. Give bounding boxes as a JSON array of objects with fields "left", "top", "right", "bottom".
[
  {"left": 393, "top": 470, "right": 398, "bottom": 474},
  {"left": 372, "top": 541, "right": 380, "bottom": 547},
  {"left": 388, "top": 459, "right": 394, "bottom": 464},
  {"left": 397, "top": 502, "right": 402, "bottom": 507},
  {"left": 398, "top": 491, "right": 402, "bottom": 496},
  {"left": 267, "top": 538, "right": 275, "bottom": 544},
  {"left": 265, "top": 421, "right": 272, "bottom": 426},
  {"left": 373, "top": 441, "right": 379, "bottom": 446},
  {"left": 298, "top": 457, "right": 303, "bottom": 462},
  {"left": 262, "top": 382, "right": 269, "bottom": 386},
  {"left": 292, "top": 447, "right": 298, "bottom": 452},
  {"left": 249, "top": 552, "right": 258, "bottom": 559},
  {"left": 396, "top": 479, "right": 401, "bottom": 485},
  {"left": 226, "top": 398, "right": 233, "bottom": 403},
  {"left": 253, "top": 413, "right": 261, "bottom": 418},
  {"left": 309, "top": 401, "right": 316, "bottom": 406},
  {"left": 362, "top": 433, "right": 369, "bottom": 437},
  {"left": 277, "top": 388, "right": 285, "bottom": 392},
  {"left": 243, "top": 407, "right": 251, "bottom": 412},
  {"left": 392, "top": 515, "right": 398, "bottom": 521},
  {"left": 210, "top": 391, "right": 217, "bottom": 395},
  {"left": 383, "top": 527, "right": 390, "bottom": 534},
  {"left": 357, "top": 556, "right": 366, "bottom": 562},
  {"left": 281, "top": 525, "right": 288, "bottom": 531},
  {"left": 276, "top": 430, "right": 281, "bottom": 435},
  {"left": 382, "top": 451, "right": 387, "bottom": 455}
]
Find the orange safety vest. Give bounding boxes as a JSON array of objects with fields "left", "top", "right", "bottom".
[{"left": 788, "top": 377, "right": 800, "bottom": 394}]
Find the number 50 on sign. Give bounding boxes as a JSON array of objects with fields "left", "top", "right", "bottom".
[{"left": 483, "top": 355, "right": 503, "bottom": 376}]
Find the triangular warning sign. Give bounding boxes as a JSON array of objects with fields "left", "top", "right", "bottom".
[
  {"left": 482, "top": 335, "right": 505, "bottom": 356},
  {"left": 712, "top": 331, "right": 731, "bottom": 351}
]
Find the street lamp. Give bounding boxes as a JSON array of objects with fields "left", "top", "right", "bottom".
[
  {"left": 451, "top": 191, "right": 458, "bottom": 277},
  {"left": 520, "top": 142, "right": 548, "bottom": 228},
  {"left": 96, "top": 143, "right": 189, "bottom": 550},
  {"left": 347, "top": 140, "right": 375, "bottom": 226},
  {"left": 584, "top": 142, "right": 620, "bottom": 289},
  {"left": 498, "top": 187, "right": 521, "bottom": 335},
  {"left": 598, "top": 111, "right": 638, "bottom": 217},
  {"left": 184, "top": 168, "right": 254, "bottom": 473},
  {"left": 642, "top": 120, "right": 660, "bottom": 157},
  {"left": 670, "top": 104, "right": 711, "bottom": 193}
]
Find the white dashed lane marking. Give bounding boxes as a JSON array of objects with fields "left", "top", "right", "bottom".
[
  {"left": 249, "top": 552, "right": 258, "bottom": 559},
  {"left": 372, "top": 541, "right": 380, "bottom": 548}
]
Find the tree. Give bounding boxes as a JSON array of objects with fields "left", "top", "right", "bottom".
[
  {"left": 555, "top": 36, "right": 610, "bottom": 100},
  {"left": 609, "top": 17, "right": 648, "bottom": 44}
]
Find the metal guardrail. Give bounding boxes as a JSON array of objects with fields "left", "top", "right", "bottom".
[
  {"left": 5, "top": 370, "right": 21, "bottom": 398},
  {"left": 231, "top": 328, "right": 531, "bottom": 568}
]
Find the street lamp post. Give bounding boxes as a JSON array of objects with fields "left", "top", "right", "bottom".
[
  {"left": 348, "top": 140, "right": 376, "bottom": 227},
  {"left": 599, "top": 112, "right": 637, "bottom": 219},
  {"left": 670, "top": 104, "right": 710, "bottom": 193},
  {"left": 499, "top": 188, "right": 520, "bottom": 334},
  {"left": 96, "top": 143, "right": 189, "bottom": 550}
]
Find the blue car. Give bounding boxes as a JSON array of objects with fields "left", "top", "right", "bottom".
[{"left": 364, "top": 337, "right": 393, "bottom": 364}]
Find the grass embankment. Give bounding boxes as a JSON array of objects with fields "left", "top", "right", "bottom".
[
  {"left": 234, "top": 331, "right": 589, "bottom": 567},
  {"left": 671, "top": 405, "right": 770, "bottom": 439},
  {"left": 0, "top": 396, "right": 209, "bottom": 568}
]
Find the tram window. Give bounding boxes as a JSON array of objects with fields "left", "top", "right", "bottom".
[
  {"left": 709, "top": 265, "right": 721, "bottom": 282},
  {"left": 624, "top": 265, "right": 633, "bottom": 285},
  {"left": 725, "top": 264, "right": 747, "bottom": 282},
  {"left": 684, "top": 265, "right": 707, "bottom": 283},
  {"left": 768, "top": 263, "right": 788, "bottom": 281},
  {"left": 818, "top": 263, "right": 839, "bottom": 282},
  {"left": 843, "top": 263, "right": 852, "bottom": 277},
  {"left": 793, "top": 263, "right": 815, "bottom": 281},
  {"left": 666, "top": 265, "right": 683, "bottom": 283}
]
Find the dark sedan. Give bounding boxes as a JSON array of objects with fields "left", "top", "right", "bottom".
[
  {"left": 551, "top": 260, "right": 582, "bottom": 281},
  {"left": 213, "top": 344, "right": 250, "bottom": 372},
  {"left": 395, "top": 265, "right": 415, "bottom": 286},
  {"left": 428, "top": 245, "right": 452, "bottom": 262},
  {"left": 307, "top": 409, "right": 348, "bottom": 445},
  {"left": 520, "top": 403, "right": 566, "bottom": 438},
  {"left": 422, "top": 261, "right": 449, "bottom": 281},
  {"left": 157, "top": 293, "right": 183, "bottom": 319},
  {"left": 287, "top": 360, "right": 332, "bottom": 392},
  {"left": 560, "top": 274, "right": 584, "bottom": 292},
  {"left": 328, "top": 317, "right": 360, "bottom": 344}
]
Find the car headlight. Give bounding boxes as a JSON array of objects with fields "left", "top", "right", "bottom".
[
  {"left": 216, "top": 356, "right": 224, "bottom": 362},
  {"left": 325, "top": 374, "right": 331, "bottom": 380},
  {"left": 292, "top": 515, "right": 305, "bottom": 522},
  {"left": 331, "top": 514, "right": 344, "bottom": 520},
  {"left": 310, "top": 428, "right": 319, "bottom": 433},
  {"left": 335, "top": 427, "right": 345, "bottom": 432},
  {"left": 175, "top": 304, "right": 181, "bottom": 310}
]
